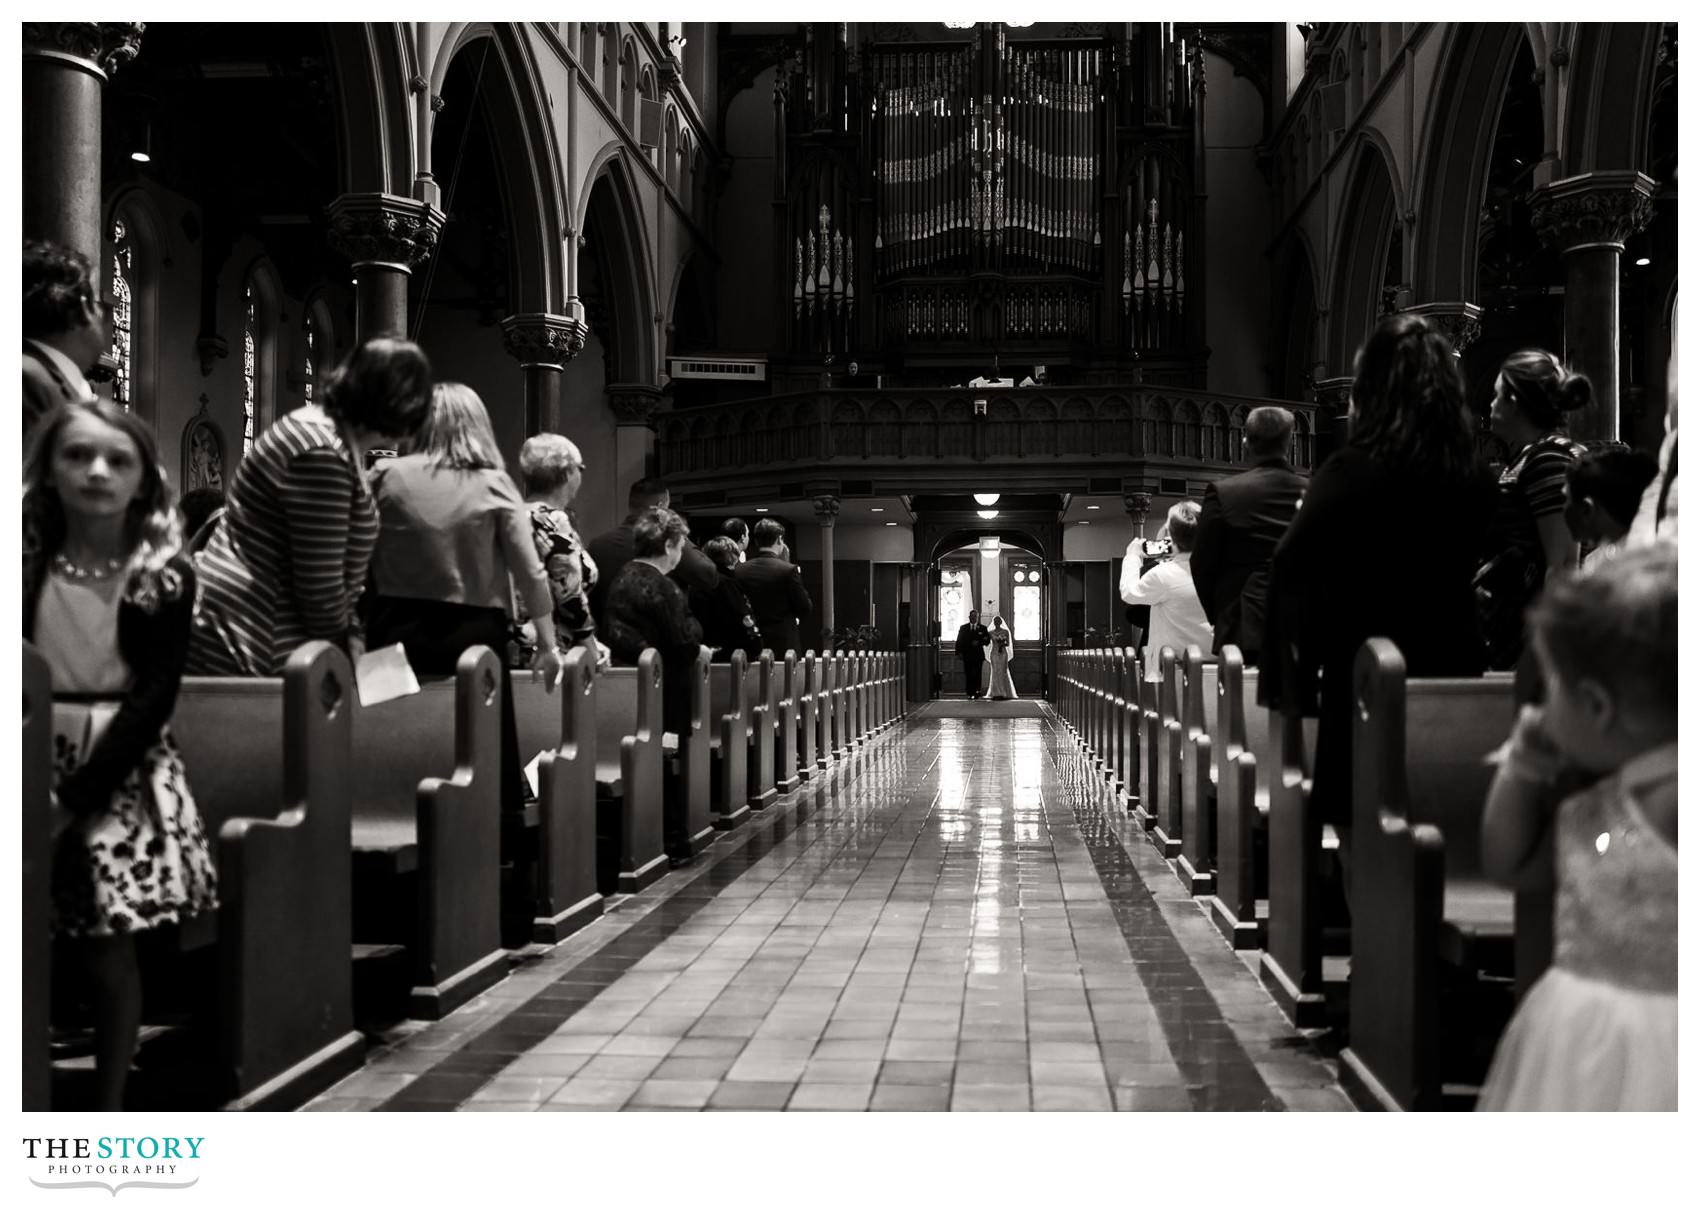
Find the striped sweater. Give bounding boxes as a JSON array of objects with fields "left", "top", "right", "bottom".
[{"left": 186, "top": 409, "right": 376, "bottom": 675}]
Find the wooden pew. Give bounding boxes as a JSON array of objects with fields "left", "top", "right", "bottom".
[
  {"left": 1257, "top": 698, "right": 1327, "bottom": 1027},
  {"left": 345, "top": 645, "right": 507, "bottom": 1018},
  {"left": 593, "top": 654, "right": 668, "bottom": 893},
  {"left": 709, "top": 653, "right": 751, "bottom": 828},
  {"left": 1117, "top": 649, "right": 1145, "bottom": 812},
  {"left": 511, "top": 647, "right": 604, "bottom": 942},
  {"left": 833, "top": 654, "right": 852, "bottom": 755},
  {"left": 1150, "top": 649, "right": 1184, "bottom": 856},
  {"left": 22, "top": 643, "right": 52, "bottom": 1112},
  {"left": 1206, "top": 649, "right": 1265, "bottom": 948},
  {"left": 775, "top": 651, "right": 800, "bottom": 792},
  {"left": 1176, "top": 647, "right": 1219, "bottom": 896},
  {"left": 665, "top": 649, "right": 716, "bottom": 862},
  {"left": 851, "top": 653, "right": 869, "bottom": 742},
  {"left": 170, "top": 642, "right": 366, "bottom": 1106},
  {"left": 1136, "top": 654, "right": 1167, "bottom": 833},
  {"left": 745, "top": 652, "right": 777, "bottom": 808},
  {"left": 797, "top": 652, "right": 819, "bottom": 778},
  {"left": 1339, "top": 639, "right": 1518, "bottom": 1112}
]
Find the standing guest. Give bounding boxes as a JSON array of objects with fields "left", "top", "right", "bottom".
[
  {"left": 1188, "top": 406, "right": 1307, "bottom": 666},
  {"left": 23, "top": 239, "right": 104, "bottom": 436},
  {"left": 601, "top": 506, "right": 709, "bottom": 734},
  {"left": 1119, "top": 502, "right": 1214, "bottom": 672},
  {"left": 721, "top": 517, "right": 751, "bottom": 563},
  {"left": 1477, "top": 543, "right": 1676, "bottom": 1111},
  {"left": 23, "top": 400, "right": 219, "bottom": 1111},
  {"left": 1263, "top": 311, "right": 1494, "bottom": 872},
  {"left": 513, "top": 432, "right": 609, "bottom": 669},
  {"left": 1476, "top": 349, "right": 1590, "bottom": 670},
  {"left": 365, "top": 384, "right": 565, "bottom": 820},
  {"left": 586, "top": 478, "right": 716, "bottom": 624},
  {"left": 691, "top": 535, "right": 763, "bottom": 661},
  {"left": 954, "top": 610, "right": 991, "bottom": 699},
  {"left": 176, "top": 486, "right": 226, "bottom": 555},
  {"left": 734, "top": 517, "right": 813, "bottom": 659},
  {"left": 187, "top": 337, "right": 432, "bottom": 675},
  {"left": 1562, "top": 446, "right": 1659, "bottom": 569},
  {"left": 1627, "top": 348, "right": 1677, "bottom": 548}
]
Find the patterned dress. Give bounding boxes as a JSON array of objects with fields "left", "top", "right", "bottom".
[
  {"left": 1477, "top": 743, "right": 1677, "bottom": 1110},
  {"left": 37, "top": 570, "right": 218, "bottom": 937},
  {"left": 188, "top": 409, "right": 377, "bottom": 675},
  {"left": 512, "top": 502, "right": 598, "bottom": 660}
]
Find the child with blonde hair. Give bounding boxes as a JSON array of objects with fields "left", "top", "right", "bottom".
[{"left": 1477, "top": 542, "right": 1677, "bottom": 1110}]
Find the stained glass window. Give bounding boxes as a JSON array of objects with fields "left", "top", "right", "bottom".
[
  {"left": 938, "top": 566, "right": 972, "bottom": 641},
  {"left": 1014, "top": 585, "right": 1042, "bottom": 641},
  {"left": 303, "top": 315, "right": 317, "bottom": 404},
  {"left": 109, "top": 218, "right": 133, "bottom": 410},
  {"left": 242, "top": 284, "right": 257, "bottom": 456}
]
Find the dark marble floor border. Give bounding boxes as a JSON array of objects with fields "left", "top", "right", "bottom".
[{"left": 1045, "top": 720, "right": 1284, "bottom": 1112}]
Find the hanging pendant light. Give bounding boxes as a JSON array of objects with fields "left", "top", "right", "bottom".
[{"left": 973, "top": 492, "right": 1000, "bottom": 506}]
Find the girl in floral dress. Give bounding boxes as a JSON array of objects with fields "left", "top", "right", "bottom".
[{"left": 24, "top": 400, "right": 218, "bottom": 1110}]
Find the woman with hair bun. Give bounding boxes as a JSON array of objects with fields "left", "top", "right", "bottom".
[{"left": 1475, "top": 349, "right": 1590, "bottom": 670}]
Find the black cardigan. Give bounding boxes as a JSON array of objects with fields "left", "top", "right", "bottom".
[{"left": 24, "top": 553, "right": 198, "bottom": 820}]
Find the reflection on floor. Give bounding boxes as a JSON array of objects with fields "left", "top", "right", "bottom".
[{"left": 303, "top": 710, "right": 1352, "bottom": 1112}]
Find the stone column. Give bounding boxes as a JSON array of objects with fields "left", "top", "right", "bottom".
[
  {"left": 905, "top": 561, "right": 931, "bottom": 701},
  {"left": 1530, "top": 170, "right": 1658, "bottom": 441},
  {"left": 23, "top": 23, "right": 145, "bottom": 259},
  {"left": 326, "top": 192, "right": 446, "bottom": 341},
  {"left": 607, "top": 384, "right": 663, "bottom": 510},
  {"left": 1045, "top": 559, "right": 1070, "bottom": 699},
  {"left": 812, "top": 494, "right": 840, "bottom": 641},
  {"left": 501, "top": 307, "right": 589, "bottom": 435}
]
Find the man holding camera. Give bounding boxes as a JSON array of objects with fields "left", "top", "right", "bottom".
[{"left": 1119, "top": 501, "right": 1214, "bottom": 671}]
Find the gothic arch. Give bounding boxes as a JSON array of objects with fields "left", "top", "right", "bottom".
[
  {"left": 1274, "top": 233, "right": 1323, "bottom": 394},
  {"left": 579, "top": 154, "right": 658, "bottom": 384},
  {"left": 325, "top": 22, "right": 414, "bottom": 194},
  {"left": 1562, "top": 23, "right": 1665, "bottom": 174},
  {"left": 1327, "top": 139, "right": 1400, "bottom": 371},
  {"left": 430, "top": 24, "right": 569, "bottom": 314},
  {"left": 103, "top": 188, "right": 170, "bottom": 423},
  {"left": 1410, "top": 23, "right": 1527, "bottom": 303}
]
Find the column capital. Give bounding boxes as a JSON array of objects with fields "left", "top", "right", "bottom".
[
  {"left": 1122, "top": 492, "right": 1152, "bottom": 526},
  {"left": 1311, "top": 375, "right": 1354, "bottom": 412},
  {"left": 325, "top": 192, "right": 445, "bottom": 272},
  {"left": 811, "top": 493, "right": 841, "bottom": 524},
  {"left": 1529, "top": 170, "right": 1657, "bottom": 254},
  {"left": 23, "top": 23, "right": 145, "bottom": 80},
  {"left": 1401, "top": 301, "right": 1483, "bottom": 355},
  {"left": 500, "top": 308, "right": 588, "bottom": 369},
  {"left": 607, "top": 383, "right": 663, "bottom": 426}
]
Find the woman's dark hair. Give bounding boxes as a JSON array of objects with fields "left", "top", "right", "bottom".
[
  {"left": 721, "top": 518, "right": 749, "bottom": 544},
  {"left": 1348, "top": 312, "right": 1480, "bottom": 482},
  {"left": 633, "top": 506, "right": 690, "bottom": 558},
  {"left": 321, "top": 336, "right": 433, "bottom": 440},
  {"left": 1567, "top": 445, "right": 1660, "bottom": 527},
  {"left": 23, "top": 239, "right": 96, "bottom": 338},
  {"left": 703, "top": 535, "right": 741, "bottom": 571},
  {"left": 1499, "top": 348, "right": 1594, "bottom": 431}
]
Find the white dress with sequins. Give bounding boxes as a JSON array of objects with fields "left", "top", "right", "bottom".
[{"left": 1477, "top": 744, "right": 1678, "bottom": 1111}]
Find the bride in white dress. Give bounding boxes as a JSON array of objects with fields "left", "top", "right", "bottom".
[{"left": 986, "top": 615, "right": 1017, "bottom": 701}]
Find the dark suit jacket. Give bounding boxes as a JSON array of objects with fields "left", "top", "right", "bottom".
[
  {"left": 733, "top": 551, "right": 812, "bottom": 659},
  {"left": 23, "top": 341, "right": 86, "bottom": 439},
  {"left": 1188, "top": 458, "right": 1307, "bottom": 662},
  {"left": 585, "top": 518, "right": 716, "bottom": 627},
  {"left": 689, "top": 571, "right": 762, "bottom": 662},
  {"left": 954, "top": 623, "right": 989, "bottom": 662}
]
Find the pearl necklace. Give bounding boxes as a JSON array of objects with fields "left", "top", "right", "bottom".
[{"left": 51, "top": 552, "right": 126, "bottom": 582}]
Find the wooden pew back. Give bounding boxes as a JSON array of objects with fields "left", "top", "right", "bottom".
[
  {"left": 594, "top": 655, "right": 667, "bottom": 891},
  {"left": 22, "top": 644, "right": 52, "bottom": 1111},
  {"left": 709, "top": 653, "right": 750, "bottom": 825}
]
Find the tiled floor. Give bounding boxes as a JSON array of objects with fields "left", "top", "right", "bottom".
[{"left": 303, "top": 709, "right": 1351, "bottom": 1112}]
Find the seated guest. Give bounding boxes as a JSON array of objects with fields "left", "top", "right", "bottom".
[
  {"left": 587, "top": 477, "right": 716, "bottom": 624},
  {"left": 691, "top": 535, "right": 763, "bottom": 661},
  {"left": 188, "top": 336, "right": 432, "bottom": 675},
  {"left": 1188, "top": 406, "right": 1306, "bottom": 666},
  {"left": 601, "top": 506, "right": 708, "bottom": 734},
  {"left": 1563, "top": 446, "right": 1659, "bottom": 568},
  {"left": 23, "top": 239, "right": 104, "bottom": 436},
  {"left": 1628, "top": 347, "right": 1677, "bottom": 548},
  {"left": 177, "top": 486, "right": 226, "bottom": 555},
  {"left": 721, "top": 517, "right": 750, "bottom": 563},
  {"left": 1263, "top": 311, "right": 1494, "bottom": 872},
  {"left": 513, "top": 432, "right": 608, "bottom": 668},
  {"left": 734, "top": 517, "right": 812, "bottom": 659},
  {"left": 365, "top": 383, "right": 564, "bottom": 819},
  {"left": 1119, "top": 501, "right": 1214, "bottom": 672}
]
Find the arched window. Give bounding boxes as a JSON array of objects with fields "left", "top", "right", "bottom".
[
  {"left": 108, "top": 217, "right": 134, "bottom": 411},
  {"left": 302, "top": 312, "right": 319, "bottom": 405},
  {"left": 601, "top": 27, "right": 617, "bottom": 108},
  {"left": 938, "top": 565, "right": 972, "bottom": 641},
  {"left": 621, "top": 40, "right": 638, "bottom": 130},
  {"left": 242, "top": 283, "right": 258, "bottom": 456},
  {"left": 580, "top": 23, "right": 596, "bottom": 83}
]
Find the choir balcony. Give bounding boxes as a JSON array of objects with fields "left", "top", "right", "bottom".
[{"left": 655, "top": 384, "right": 1319, "bottom": 493}]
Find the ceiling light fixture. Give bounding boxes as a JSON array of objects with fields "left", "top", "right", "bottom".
[
  {"left": 1086, "top": 504, "right": 1100, "bottom": 510},
  {"left": 973, "top": 493, "right": 1000, "bottom": 506},
  {"left": 130, "top": 123, "right": 152, "bottom": 163},
  {"left": 755, "top": 507, "right": 768, "bottom": 513},
  {"left": 885, "top": 521, "right": 897, "bottom": 527},
  {"left": 977, "top": 509, "right": 999, "bottom": 519},
  {"left": 1636, "top": 257, "right": 1652, "bottom": 266},
  {"left": 870, "top": 507, "right": 884, "bottom": 512}
]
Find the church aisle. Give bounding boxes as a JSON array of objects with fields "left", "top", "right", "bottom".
[{"left": 304, "top": 711, "right": 1350, "bottom": 1112}]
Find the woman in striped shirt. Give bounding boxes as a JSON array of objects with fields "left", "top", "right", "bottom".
[{"left": 186, "top": 337, "right": 432, "bottom": 676}]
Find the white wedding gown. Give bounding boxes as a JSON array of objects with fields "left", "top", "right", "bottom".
[{"left": 986, "top": 631, "right": 1017, "bottom": 700}]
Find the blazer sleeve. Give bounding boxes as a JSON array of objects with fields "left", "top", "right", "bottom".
[
  {"left": 1189, "top": 483, "right": 1225, "bottom": 626},
  {"left": 673, "top": 541, "right": 719, "bottom": 592},
  {"left": 787, "top": 565, "right": 813, "bottom": 618},
  {"left": 57, "top": 561, "right": 197, "bottom": 820}
]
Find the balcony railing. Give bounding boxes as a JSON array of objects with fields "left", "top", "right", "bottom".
[{"left": 655, "top": 384, "right": 1318, "bottom": 482}]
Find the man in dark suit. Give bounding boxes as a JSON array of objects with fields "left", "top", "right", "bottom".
[
  {"left": 586, "top": 477, "right": 717, "bottom": 624},
  {"left": 1188, "top": 406, "right": 1307, "bottom": 667},
  {"left": 954, "top": 611, "right": 991, "bottom": 698},
  {"left": 23, "top": 238, "right": 104, "bottom": 438},
  {"left": 733, "top": 517, "right": 812, "bottom": 659}
]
